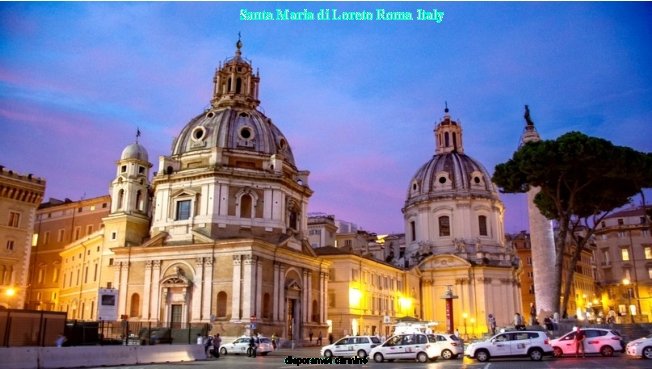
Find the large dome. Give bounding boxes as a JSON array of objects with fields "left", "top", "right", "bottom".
[
  {"left": 171, "top": 107, "right": 296, "bottom": 166},
  {"left": 405, "top": 152, "right": 499, "bottom": 206}
]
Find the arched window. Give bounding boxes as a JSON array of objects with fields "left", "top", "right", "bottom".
[
  {"left": 227, "top": 78, "right": 232, "bottom": 92},
  {"left": 217, "top": 291, "right": 227, "bottom": 317},
  {"left": 479, "top": 215, "right": 488, "bottom": 236},
  {"left": 236, "top": 77, "right": 242, "bottom": 94},
  {"left": 135, "top": 190, "right": 142, "bottom": 211},
  {"left": 453, "top": 132, "right": 457, "bottom": 150},
  {"left": 240, "top": 194, "right": 252, "bottom": 218},
  {"left": 289, "top": 211, "right": 298, "bottom": 230},
  {"left": 117, "top": 189, "right": 124, "bottom": 210},
  {"left": 439, "top": 216, "right": 450, "bottom": 237},
  {"left": 263, "top": 293, "right": 271, "bottom": 319},
  {"left": 444, "top": 132, "right": 450, "bottom": 147},
  {"left": 130, "top": 293, "right": 140, "bottom": 318}
]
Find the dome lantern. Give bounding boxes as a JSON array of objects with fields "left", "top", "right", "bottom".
[
  {"left": 434, "top": 104, "right": 464, "bottom": 154},
  {"left": 210, "top": 36, "right": 260, "bottom": 109}
]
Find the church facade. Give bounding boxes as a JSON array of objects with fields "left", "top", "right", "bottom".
[{"left": 103, "top": 40, "right": 329, "bottom": 338}]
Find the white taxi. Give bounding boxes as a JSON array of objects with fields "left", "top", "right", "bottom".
[
  {"left": 320, "top": 335, "right": 381, "bottom": 358},
  {"left": 550, "top": 328, "right": 623, "bottom": 357},
  {"left": 626, "top": 333, "right": 652, "bottom": 359},
  {"left": 369, "top": 333, "right": 441, "bottom": 363},
  {"left": 465, "top": 330, "right": 553, "bottom": 362}
]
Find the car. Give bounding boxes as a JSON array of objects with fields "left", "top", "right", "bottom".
[
  {"left": 432, "top": 333, "right": 464, "bottom": 359},
  {"left": 219, "top": 336, "right": 273, "bottom": 356},
  {"left": 464, "top": 330, "right": 553, "bottom": 362},
  {"left": 369, "top": 333, "right": 441, "bottom": 363},
  {"left": 626, "top": 333, "right": 652, "bottom": 359},
  {"left": 550, "top": 328, "right": 623, "bottom": 357},
  {"left": 320, "top": 335, "right": 381, "bottom": 358}
]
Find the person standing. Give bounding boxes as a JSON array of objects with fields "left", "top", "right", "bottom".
[
  {"left": 514, "top": 312, "right": 525, "bottom": 330},
  {"left": 271, "top": 333, "right": 277, "bottom": 350},
  {"left": 309, "top": 329, "right": 314, "bottom": 343},
  {"left": 574, "top": 327, "right": 585, "bottom": 358},
  {"left": 529, "top": 302, "right": 537, "bottom": 325},
  {"left": 248, "top": 334, "right": 257, "bottom": 357},
  {"left": 55, "top": 334, "right": 67, "bottom": 347},
  {"left": 317, "top": 331, "right": 323, "bottom": 345},
  {"left": 487, "top": 314, "right": 497, "bottom": 335},
  {"left": 203, "top": 335, "right": 213, "bottom": 358},
  {"left": 328, "top": 332, "right": 334, "bottom": 345},
  {"left": 213, "top": 333, "right": 222, "bottom": 358}
]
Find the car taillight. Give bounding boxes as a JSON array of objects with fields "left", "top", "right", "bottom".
[
  {"left": 451, "top": 342, "right": 458, "bottom": 346},
  {"left": 612, "top": 337, "right": 621, "bottom": 340},
  {"left": 544, "top": 339, "right": 549, "bottom": 344}
]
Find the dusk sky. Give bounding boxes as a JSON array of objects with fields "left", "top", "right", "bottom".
[{"left": 2, "top": 2, "right": 651, "bottom": 235}]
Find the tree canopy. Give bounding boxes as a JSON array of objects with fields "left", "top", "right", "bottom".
[{"left": 493, "top": 131, "right": 652, "bottom": 316}]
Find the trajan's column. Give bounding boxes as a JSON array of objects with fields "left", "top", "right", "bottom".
[{"left": 519, "top": 106, "right": 556, "bottom": 318}]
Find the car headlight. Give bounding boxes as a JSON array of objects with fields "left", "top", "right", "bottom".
[{"left": 629, "top": 342, "right": 641, "bottom": 347}]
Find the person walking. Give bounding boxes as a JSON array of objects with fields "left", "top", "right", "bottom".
[
  {"left": 213, "top": 333, "right": 222, "bottom": 358},
  {"left": 309, "top": 329, "right": 314, "bottom": 343},
  {"left": 248, "top": 334, "right": 257, "bottom": 358},
  {"left": 317, "top": 331, "right": 323, "bottom": 345},
  {"left": 203, "top": 335, "right": 213, "bottom": 358},
  {"left": 574, "top": 327, "right": 585, "bottom": 358},
  {"left": 271, "top": 333, "right": 277, "bottom": 350},
  {"left": 487, "top": 313, "right": 497, "bottom": 335},
  {"left": 328, "top": 333, "right": 334, "bottom": 345}
]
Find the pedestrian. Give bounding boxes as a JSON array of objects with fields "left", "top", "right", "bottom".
[
  {"left": 328, "top": 332, "right": 334, "bottom": 345},
  {"left": 309, "top": 329, "right": 313, "bottom": 343},
  {"left": 317, "top": 331, "right": 323, "bottom": 345},
  {"left": 544, "top": 316, "right": 553, "bottom": 332},
  {"left": 487, "top": 313, "right": 497, "bottom": 335},
  {"left": 204, "top": 335, "right": 213, "bottom": 358},
  {"left": 454, "top": 328, "right": 461, "bottom": 339},
  {"left": 213, "top": 333, "right": 222, "bottom": 358},
  {"left": 196, "top": 333, "right": 204, "bottom": 345},
  {"left": 608, "top": 308, "right": 617, "bottom": 324},
  {"left": 529, "top": 302, "right": 537, "bottom": 325},
  {"left": 271, "top": 333, "right": 277, "bottom": 350},
  {"left": 248, "top": 334, "right": 257, "bottom": 357},
  {"left": 574, "top": 327, "right": 585, "bottom": 358},
  {"left": 55, "top": 333, "right": 67, "bottom": 347},
  {"left": 513, "top": 312, "right": 525, "bottom": 330}
]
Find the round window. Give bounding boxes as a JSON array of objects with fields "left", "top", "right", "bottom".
[
  {"left": 474, "top": 177, "right": 481, "bottom": 184},
  {"left": 192, "top": 127, "right": 205, "bottom": 141},
  {"left": 439, "top": 177, "right": 447, "bottom": 184},
  {"left": 240, "top": 127, "right": 252, "bottom": 139}
]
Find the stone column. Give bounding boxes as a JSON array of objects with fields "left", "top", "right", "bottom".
[
  {"left": 302, "top": 270, "right": 309, "bottom": 323},
  {"left": 231, "top": 255, "right": 242, "bottom": 322},
  {"left": 203, "top": 258, "right": 213, "bottom": 321},
  {"left": 151, "top": 260, "right": 161, "bottom": 322},
  {"left": 273, "top": 263, "right": 279, "bottom": 321},
  {"left": 319, "top": 272, "right": 326, "bottom": 324},
  {"left": 278, "top": 265, "right": 286, "bottom": 322},
  {"left": 242, "top": 255, "right": 255, "bottom": 320},
  {"left": 322, "top": 272, "right": 328, "bottom": 323},
  {"left": 306, "top": 271, "right": 312, "bottom": 322},
  {"left": 118, "top": 262, "right": 129, "bottom": 316},
  {"left": 143, "top": 261, "right": 152, "bottom": 320},
  {"left": 192, "top": 257, "right": 204, "bottom": 321},
  {"left": 256, "top": 260, "right": 263, "bottom": 318}
]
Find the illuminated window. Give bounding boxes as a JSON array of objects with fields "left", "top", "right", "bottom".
[
  {"left": 8, "top": 212, "right": 21, "bottom": 227},
  {"left": 648, "top": 268, "right": 652, "bottom": 279},
  {"left": 240, "top": 194, "right": 252, "bottom": 218},
  {"left": 176, "top": 200, "right": 191, "bottom": 220},
  {"left": 439, "top": 216, "right": 450, "bottom": 237},
  {"left": 621, "top": 248, "right": 630, "bottom": 261},
  {"left": 645, "top": 246, "right": 652, "bottom": 260}
]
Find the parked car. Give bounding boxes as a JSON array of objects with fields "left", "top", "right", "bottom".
[
  {"left": 320, "top": 335, "right": 381, "bottom": 358},
  {"left": 464, "top": 330, "right": 553, "bottom": 362},
  {"left": 369, "top": 333, "right": 441, "bottom": 363},
  {"left": 138, "top": 328, "right": 172, "bottom": 345},
  {"left": 432, "top": 333, "right": 464, "bottom": 359},
  {"left": 626, "top": 333, "right": 652, "bottom": 359},
  {"left": 550, "top": 328, "right": 623, "bottom": 357},
  {"left": 219, "top": 336, "right": 273, "bottom": 356}
]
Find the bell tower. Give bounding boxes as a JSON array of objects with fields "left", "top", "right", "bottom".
[
  {"left": 434, "top": 103, "right": 464, "bottom": 154},
  {"left": 211, "top": 37, "right": 260, "bottom": 109}
]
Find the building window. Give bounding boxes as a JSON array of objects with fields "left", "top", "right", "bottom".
[
  {"left": 176, "top": 200, "right": 191, "bottom": 220},
  {"left": 645, "top": 246, "right": 652, "bottom": 260},
  {"left": 94, "top": 263, "right": 98, "bottom": 281},
  {"left": 328, "top": 292, "right": 336, "bottom": 308},
  {"left": 621, "top": 248, "right": 630, "bottom": 261},
  {"left": 329, "top": 269, "right": 335, "bottom": 281},
  {"left": 84, "top": 266, "right": 88, "bottom": 283},
  {"left": 74, "top": 227, "right": 81, "bottom": 241},
  {"left": 602, "top": 250, "right": 610, "bottom": 264},
  {"left": 86, "top": 225, "right": 93, "bottom": 235},
  {"left": 263, "top": 293, "right": 271, "bottom": 319},
  {"left": 478, "top": 215, "right": 488, "bottom": 236},
  {"left": 117, "top": 189, "right": 124, "bottom": 209},
  {"left": 644, "top": 230, "right": 650, "bottom": 238},
  {"left": 6, "top": 240, "right": 14, "bottom": 251},
  {"left": 526, "top": 256, "right": 532, "bottom": 265},
  {"left": 135, "top": 190, "right": 142, "bottom": 211},
  {"left": 618, "top": 218, "right": 624, "bottom": 226},
  {"left": 240, "top": 194, "right": 252, "bottom": 218},
  {"left": 344, "top": 240, "right": 352, "bottom": 247},
  {"left": 8, "top": 211, "right": 20, "bottom": 227},
  {"left": 38, "top": 268, "right": 44, "bottom": 283},
  {"left": 43, "top": 232, "right": 50, "bottom": 245},
  {"left": 648, "top": 268, "right": 652, "bottom": 279},
  {"left": 439, "top": 216, "right": 450, "bottom": 237},
  {"left": 121, "top": 165, "right": 127, "bottom": 173},
  {"left": 53, "top": 267, "right": 59, "bottom": 283},
  {"left": 410, "top": 221, "right": 416, "bottom": 241}
]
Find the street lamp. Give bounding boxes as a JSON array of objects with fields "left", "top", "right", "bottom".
[{"left": 623, "top": 278, "right": 634, "bottom": 323}]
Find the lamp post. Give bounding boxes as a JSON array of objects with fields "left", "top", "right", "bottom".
[{"left": 623, "top": 278, "right": 634, "bottom": 323}]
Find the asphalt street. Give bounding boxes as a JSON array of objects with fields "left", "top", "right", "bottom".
[{"left": 82, "top": 346, "right": 652, "bottom": 369}]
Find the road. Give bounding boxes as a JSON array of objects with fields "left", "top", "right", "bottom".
[{"left": 84, "top": 346, "right": 650, "bottom": 369}]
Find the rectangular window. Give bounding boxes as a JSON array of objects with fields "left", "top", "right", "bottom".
[
  {"left": 38, "top": 268, "right": 44, "bottom": 283},
  {"left": 43, "top": 232, "right": 50, "bottom": 245},
  {"left": 6, "top": 240, "right": 14, "bottom": 251},
  {"left": 618, "top": 218, "right": 624, "bottom": 226},
  {"left": 94, "top": 263, "right": 98, "bottom": 281},
  {"left": 111, "top": 232, "right": 117, "bottom": 240},
  {"left": 57, "top": 229, "right": 65, "bottom": 242},
  {"left": 176, "top": 200, "right": 191, "bottom": 220},
  {"left": 644, "top": 230, "right": 650, "bottom": 238},
  {"left": 344, "top": 239, "right": 352, "bottom": 247},
  {"left": 74, "top": 227, "right": 81, "bottom": 241},
  {"left": 603, "top": 250, "right": 610, "bottom": 264},
  {"left": 478, "top": 215, "right": 488, "bottom": 236},
  {"left": 645, "top": 247, "right": 652, "bottom": 260},
  {"left": 53, "top": 267, "right": 59, "bottom": 283},
  {"left": 8, "top": 211, "right": 20, "bottom": 227},
  {"left": 86, "top": 225, "right": 93, "bottom": 235},
  {"left": 84, "top": 266, "right": 88, "bottom": 283},
  {"left": 439, "top": 216, "right": 450, "bottom": 237},
  {"left": 526, "top": 256, "right": 532, "bottom": 265},
  {"left": 621, "top": 248, "right": 630, "bottom": 261},
  {"left": 328, "top": 292, "right": 335, "bottom": 308},
  {"left": 648, "top": 268, "right": 652, "bottom": 279},
  {"left": 410, "top": 221, "right": 416, "bottom": 241},
  {"left": 352, "top": 269, "right": 359, "bottom": 282}
]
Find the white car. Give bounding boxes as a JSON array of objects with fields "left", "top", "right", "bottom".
[
  {"left": 320, "top": 335, "right": 381, "bottom": 358},
  {"left": 465, "top": 330, "right": 553, "bottom": 362},
  {"left": 432, "top": 333, "right": 464, "bottom": 359},
  {"left": 219, "top": 336, "right": 273, "bottom": 356},
  {"left": 369, "top": 333, "right": 441, "bottom": 363},
  {"left": 550, "top": 328, "right": 623, "bottom": 357},
  {"left": 626, "top": 333, "right": 652, "bottom": 359}
]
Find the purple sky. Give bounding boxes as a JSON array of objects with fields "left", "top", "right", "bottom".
[{"left": 2, "top": 2, "right": 651, "bottom": 235}]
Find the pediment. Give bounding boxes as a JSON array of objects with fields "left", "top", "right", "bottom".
[{"left": 417, "top": 254, "right": 471, "bottom": 271}]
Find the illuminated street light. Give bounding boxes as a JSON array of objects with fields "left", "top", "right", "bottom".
[
  {"left": 5, "top": 287, "right": 16, "bottom": 297},
  {"left": 462, "top": 312, "right": 468, "bottom": 339}
]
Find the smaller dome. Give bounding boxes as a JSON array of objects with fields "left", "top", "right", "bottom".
[{"left": 121, "top": 143, "right": 149, "bottom": 162}]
